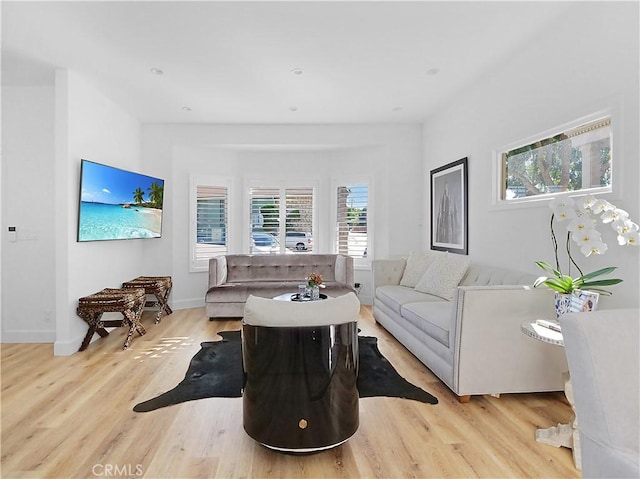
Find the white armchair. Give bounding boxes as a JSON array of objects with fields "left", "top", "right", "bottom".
[{"left": 560, "top": 309, "right": 640, "bottom": 478}]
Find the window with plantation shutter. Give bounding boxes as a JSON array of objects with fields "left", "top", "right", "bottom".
[
  {"left": 249, "top": 186, "right": 314, "bottom": 254},
  {"left": 336, "top": 184, "right": 368, "bottom": 259},
  {"left": 191, "top": 177, "right": 230, "bottom": 271},
  {"left": 284, "top": 188, "right": 313, "bottom": 251}
]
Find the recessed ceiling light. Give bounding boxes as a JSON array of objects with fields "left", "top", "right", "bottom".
[
  {"left": 289, "top": 106, "right": 299, "bottom": 112},
  {"left": 150, "top": 67, "right": 164, "bottom": 75},
  {"left": 426, "top": 68, "right": 440, "bottom": 76},
  {"left": 291, "top": 68, "right": 303, "bottom": 75},
  {"left": 181, "top": 106, "right": 192, "bottom": 112}
]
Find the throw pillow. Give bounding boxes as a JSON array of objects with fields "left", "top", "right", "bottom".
[
  {"left": 400, "top": 251, "right": 437, "bottom": 288},
  {"left": 414, "top": 253, "right": 471, "bottom": 301}
]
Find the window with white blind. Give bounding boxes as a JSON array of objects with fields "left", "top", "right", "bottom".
[
  {"left": 249, "top": 186, "right": 314, "bottom": 254},
  {"left": 190, "top": 177, "right": 230, "bottom": 271},
  {"left": 336, "top": 184, "right": 368, "bottom": 260}
]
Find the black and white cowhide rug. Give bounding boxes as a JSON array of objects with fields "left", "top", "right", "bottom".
[{"left": 133, "top": 331, "right": 437, "bottom": 412}]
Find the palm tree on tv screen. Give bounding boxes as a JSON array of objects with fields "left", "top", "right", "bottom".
[
  {"left": 132, "top": 187, "right": 145, "bottom": 205},
  {"left": 147, "top": 181, "right": 164, "bottom": 209}
]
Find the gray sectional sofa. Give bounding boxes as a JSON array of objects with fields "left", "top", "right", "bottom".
[
  {"left": 372, "top": 251, "right": 568, "bottom": 402},
  {"left": 205, "top": 254, "right": 355, "bottom": 318}
]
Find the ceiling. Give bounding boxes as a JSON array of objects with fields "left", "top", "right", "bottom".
[{"left": 2, "top": 1, "right": 574, "bottom": 124}]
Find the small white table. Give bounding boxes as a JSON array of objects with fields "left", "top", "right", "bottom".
[{"left": 520, "top": 320, "right": 581, "bottom": 471}]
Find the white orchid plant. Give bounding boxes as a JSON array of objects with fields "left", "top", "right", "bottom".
[{"left": 534, "top": 195, "right": 639, "bottom": 295}]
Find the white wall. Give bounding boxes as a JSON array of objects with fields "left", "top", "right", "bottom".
[
  {"left": 423, "top": 2, "right": 639, "bottom": 309},
  {"left": 53, "top": 70, "right": 145, "bottom": 355},
  {"left": 141, "top": 124, "right": 424, "bottom": 306},
  {"left": 9, "top": 2, "right": 633, "bottom": 349},
  {"left": 1, "top": 85, "right": 57, "bottom": 342}
]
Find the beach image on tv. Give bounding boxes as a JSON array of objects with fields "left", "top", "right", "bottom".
[{"left": 78, "top": 160, "right": 164, "bottom": 241}]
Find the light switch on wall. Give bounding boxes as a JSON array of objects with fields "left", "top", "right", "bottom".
[{"left": 8, "top": 226, "right": 17, "bottom": 242}]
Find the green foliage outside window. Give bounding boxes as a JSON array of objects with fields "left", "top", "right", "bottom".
[{"left": 502, "top": 117, "right": 611, "bottom": 200}]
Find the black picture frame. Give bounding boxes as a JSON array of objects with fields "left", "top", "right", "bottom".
[{"left": 430, "top": 157, "right": 468, "bottom": 255}]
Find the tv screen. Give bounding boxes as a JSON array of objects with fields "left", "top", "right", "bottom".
[{"left": 78, "top": 159, "right": 164, "bottom": 242}]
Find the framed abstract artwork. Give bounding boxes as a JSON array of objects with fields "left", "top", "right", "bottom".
[{"left": 430, "top": 157, "right": 468, "bottom": 255}]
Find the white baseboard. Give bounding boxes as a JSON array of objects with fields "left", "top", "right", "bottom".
[
  {"left": 358, "top": 293, "right": 373, "bottom": 305},
  {"left": 170, "top": 298, "right": 205, "bottom": 310},
  {"left": 1, "top": 330, "right": 56, "bottom": 343},
  {"left": 54, "top": 334, "right": 85, "bottom": 356}
]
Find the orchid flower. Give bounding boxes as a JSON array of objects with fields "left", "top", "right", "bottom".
[
  {"left": 572, "top": 228, "right": 602, "bottom": 246},
  {"left": 613, "top": 218, "right": 638, "bottom": 234},
  {"left": 601, "top": 208, "right": 629, "bottom": 224},
  {"left": 535, "top": 195, "right": 639, "bottom": 295},
  {"left": 579, "top": 195, "right": 598, "bottom": 210},
  {"left": 550, "top": 197, "right": 578, "bottom": 222},
  {"left": 565, "top": 197, "right": 638, "bottom": 256},
  {"left": 567, "top": 215, "right": 596, "bottom": 234},
  {"left": 619, "top": 230, "right": 640, "bottom": 246},
  {"left": 580, "top": 240, "right": 608, "bottom": 257},
  {"left": 590, "top": 198, "right": 615, "bottom": 215}
]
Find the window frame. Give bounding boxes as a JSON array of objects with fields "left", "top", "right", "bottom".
[
  {"left": 492, "top": 110, "right": 616, "bottom": 210},
  {"left": 331, "top": 176, "right": 372, "bottom": 270},
  {"left": 189, "top": 174, "right": 233, "bottom": 272},
  {"left": 244, "top": 180, "right": 318, "bottom": 255}
]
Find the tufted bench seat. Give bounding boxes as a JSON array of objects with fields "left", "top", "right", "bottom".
[
  {"left": 205, "top": 254, "right": 355, "bottom": 319},
  {"left": 77, "top": 287, "right": 147, "bottom": 351},
  {"left": 122, "top": 276, "right": 173, "bottom": 323}
]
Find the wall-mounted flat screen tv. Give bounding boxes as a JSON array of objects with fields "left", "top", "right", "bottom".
[{"left": 78, "top": 159, "right": 164, "bottom": 242}]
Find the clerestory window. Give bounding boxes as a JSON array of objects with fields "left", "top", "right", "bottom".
[{"left": 500, "top": 116, "right": 612, "bottom": 202}]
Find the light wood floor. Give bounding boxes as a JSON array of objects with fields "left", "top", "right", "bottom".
[{"left": 1, "top": 306, "right": 579, "bottom": 479}]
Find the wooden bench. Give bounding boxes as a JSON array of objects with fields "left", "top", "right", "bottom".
[
  {"left": 77, "top": 287, "right": 147, "bottom": 351},
  {"left": 122, "top": 276, "right": 173, "bottom": 323}
]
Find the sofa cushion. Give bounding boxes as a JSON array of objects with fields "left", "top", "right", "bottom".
[
  {"left": 243, "top": 292, "right": 360, "bottom": 327},
  {"left": 400, "top": 251, "right": 438, "bottom": 287},
  {"left": 375, "top": 284, "right": 445, "bottom": 316},
  {"left": 415, "top": 253, "right": 471, "bottom": 301},
  {"left": 401, "top": 301, "right": 452, "bottom": 347}
]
